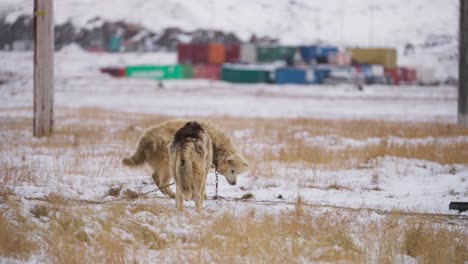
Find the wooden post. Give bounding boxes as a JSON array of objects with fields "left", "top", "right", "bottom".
[
  {"left": 459, "top": 0, "right": 468, "bottom": 127},
  {"left": 33, "top": 0, "right": 54, "bottom": 137}
]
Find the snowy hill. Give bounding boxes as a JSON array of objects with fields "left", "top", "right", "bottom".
[
  {"left": 1, "top": 0, "right": 458, "bottom": 46},
  {"left": 0, "top": 0, "right": 460, "bottom": 78}
]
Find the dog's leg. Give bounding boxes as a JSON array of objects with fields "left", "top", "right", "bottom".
[
  {"left": 153, "top": 171, "right": 176, "bottom": 198},
  {"left": 176, "top": 187, "right": 184, "bottom": 211},
  {"left": 194, "top": 192, "right": 202, "bottom": 212},
  {"left": 160, "top": 171, "right": 176, "bottom": 198}
]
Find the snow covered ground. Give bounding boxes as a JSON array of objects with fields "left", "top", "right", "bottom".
[
  {"left": 0, "top": 50, "right": 459, "bottom": 122},
  {"left": 1, "top": 50, "right": 467, "bottom": 262},
  {"left": 0, "top": 50, "right": 466, "bottom": 215}
]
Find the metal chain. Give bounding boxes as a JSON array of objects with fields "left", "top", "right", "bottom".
[
  {"left": 141, "top": 182, "right": 175, "bottom": 196},
  {"left": 214, "top": 170, "right": 219, "bottom": 200}
]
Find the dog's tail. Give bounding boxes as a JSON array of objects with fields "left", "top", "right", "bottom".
[
  {"left": 177, "top": 148, "right": 193, "bottom": 200},
  {"left": 121, "top": 137, "right": 152, "bottom": 167}
]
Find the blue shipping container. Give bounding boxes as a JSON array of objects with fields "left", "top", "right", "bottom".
[
  {"left": 275, "top": 67, "right": 315, "bottom": 84},
  {"left": 299, "top": 46, "right": 320, "bottom": 62},
  {"left": 314, "top": 68, "right": 331, "bottom": 84},
  {"left": 318, "top": 46, "right": 339, "bottom": 58}
]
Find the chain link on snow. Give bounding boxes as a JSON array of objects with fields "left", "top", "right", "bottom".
[{"left": 214, "top": 170, "right": 219, "bottom": 200}]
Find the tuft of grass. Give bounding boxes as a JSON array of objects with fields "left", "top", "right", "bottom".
[
  {"left": 402, "top": 221, "right": 468, "bottom": 264},
  {"left": 0, "top": 202, "right": 38, "bottom": 260}
]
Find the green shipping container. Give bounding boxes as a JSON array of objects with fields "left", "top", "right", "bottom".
[
  {"left": 256, "top": 46, "right": 296, "bottom": 63},
  {"left": 181, "top": 64, "right": 193, "bottom": 79},
  {"left": 221, "top": 66, "right": 271, "bottom": 83},
  {"left": 107, "top": 36, "right": 121, "bottom": 52},
  {"left": 277, "top": 46, "right": 296, "bottom": 60},
  {"left": 125, "top": 65, "right": 185, "bottom": 80},
  {"left": 257, "top": 47, "right": 276, "bottom": 63}
]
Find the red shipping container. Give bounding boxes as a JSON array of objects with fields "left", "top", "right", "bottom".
[
  {"left": 177, "top": 43, "right": 192, "bottom": 64},
  {"left": 224, "top": 44, "right": 240, "bottom": 63},
  {"left": 398, "top": 67, "right": 417, "bottom": 83},
  {"left": 100, "top": 67, "right": 125, "bottom": 78},
  {"left": 193, "top": 64, "right": 220, "bottom": 80},
  {"left": 407, "top": 68, "right": 417, "bottom": 82},
  {"left": 385, "top": 68, "right": 399, "bottom": 85},
  {"left": 192, "top": 44, "right": 209, "bottom": 64}
]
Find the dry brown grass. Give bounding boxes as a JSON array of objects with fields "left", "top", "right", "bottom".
[
  {"left": 0, "top": 194, "right": 466, "bottom": 263},
  {"left": 0, "top": 204, "right": 37, "bottom": 260},
  {"left": 195, "top": 197, "right": 362, "bottom": 263},
  {"left": 401, "top": 221, "right": 468, "bottom": 264},
  {"left": 1, "top": 107, "right": 468, "bottom": 262},
  {"left": 256, "top": 138, "right": 468, "bottom": 170},
  {"left": 1, "top": 107, "right": 467, "bottom": 172}
]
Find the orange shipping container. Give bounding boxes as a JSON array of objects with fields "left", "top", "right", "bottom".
[{"left": 208, "top": 44, "right": 225, "bottom": 64}]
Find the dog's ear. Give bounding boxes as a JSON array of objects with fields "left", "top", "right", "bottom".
[
  {"left": 238, "top": 154, "right": 249, "bottom": 168},
  {"left": 226, "top": 154, "right": 235, "bottom": 164}
]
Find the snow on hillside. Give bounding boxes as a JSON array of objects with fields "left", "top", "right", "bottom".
[{"left": 1, "top": 0, "right": 458, "bottom": 47}]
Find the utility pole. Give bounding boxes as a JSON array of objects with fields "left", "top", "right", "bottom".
[
  {"left": 33, "top": 0, "right": 54, "bottom": 137},
  {"left": 460, "top": 0, "right": 468, "bottom": 127}
]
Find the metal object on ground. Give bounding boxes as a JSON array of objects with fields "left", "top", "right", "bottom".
[{"left": 449, "top": 202, "right": 468, "bottom": 213}]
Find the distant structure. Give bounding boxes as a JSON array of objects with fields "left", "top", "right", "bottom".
[{"left": 460, "top": 0, "right": 468, "bottom": 127}]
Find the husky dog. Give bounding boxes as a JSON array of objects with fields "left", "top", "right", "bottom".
[
  {"left": 122, "top": 119, "right": 248, "bottom": 198},
  {"left": 168, "top": 121, "right": 212, "bottom": 211}
]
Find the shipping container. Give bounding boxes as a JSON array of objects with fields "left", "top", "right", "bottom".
[
  {"left": 177, "top": 44, "right": 192, "bottom": 64},
  {"left": 221, "top": 64, "right": 271, "bottom": 83},
  {"left": 100, "top": 67, "right": 126, "bottom": 78},
  {"left": 355, "top": 64, "right": 387, "bottom": 84},
  {"left": 208, "top": 44, "right": 225, "bottom": 64},
  {"left": 125, "top": 65, "right": 184, "bottom": 80},
  {"left": 299, "top": 46, "right": 320, "bottom": 63},
  {"left": 398, "top": 67, "right": 417, "bottom": 83},
  {"left": 328, "top": 51, "right": 352, "bottom": 65},
  {"left": 225, "top": 44, "right": 240, "bottom": 63},
  {"left": 324, "top": 66, "right": 356, "bottom": 85},
  {"left": 257, "top": 46, "right": 276, "bottom": 63},
  {"left": 277, "top": 46, "right": 297, "bottom": 61},
  {"left": 349, "top": 48, "right": 397, "bottom": 68},
  {"left": 275, "top": 67, "right": 314, "bottom": 84},
  {"left": 257, "top": 46, "right": 296, "bottom": 63},
  {"left": 319, "top": 46, "right": 338, "bottom": 58},
  {"left": 193, "top": 64, "right": 220, "bottom": 80},
  {"left": 240, "top": 43, "right": 257, "bottom": 64},
  {"left": 384, "top": 68, "right": 399, "bottom": 85},
  {"left": 181, "top": 64, "right": 193, "bottom": 79},
  {"left": 313, "top": 67, "right": 331, "bottom": 84},
  {"left": 107, "top": 36, "right": 121, "bottom": 52},
  {"left": 191, "top": 44, "right": 209, "bottom": 64}
]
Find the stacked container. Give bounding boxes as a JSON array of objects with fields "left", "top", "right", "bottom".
[
  {"left": 240, "top": 43, "right": 257, "bottom": 64},
  {"left": 208, "top": 44, "right": 225, "bottom": 64},
  {"left": 177, "top": 44, "right": 192, "bottom": 64},
  {"left": 224, "top": 44, "right": 240, "bottom": 63},
  {"left": 191, "top": 44, "right": 209, "bottom": 64},
  {"left": 193, "top": 65, "right": 220, "bottom": 80},
  {"left": 349, "top": 48, "right": 397, "bottom": 68}
]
